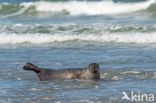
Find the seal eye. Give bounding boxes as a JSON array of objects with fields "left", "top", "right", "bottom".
[
  {"left": 89, "top": 65, "right": 93, "bottom": 68},
  {"left": 96, "top": 65, "right": 99, "bottom": 68},
  {"left": 96, "top": 64, "right": 99, "bottom": 68}
]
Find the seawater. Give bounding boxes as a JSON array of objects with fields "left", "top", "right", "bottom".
[{"left": 0, "top": 0, "right": 156, "bottom": 103}]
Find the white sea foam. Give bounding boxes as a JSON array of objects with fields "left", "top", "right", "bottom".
[
  {"left": 0, "top": 32, "right": 156, "bottom": 45},
  {"left": 20, "top": 0, "right": 155, "bottom": 15},
  {"left": 121, "top": 71, "right": 141, "bottom": 74}
]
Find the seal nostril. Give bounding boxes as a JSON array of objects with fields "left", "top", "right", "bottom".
[
  {"left": 93, "top": 70, "right": 97, "bottom": 73},
  {"left": 93, "top": 68, "right": 97, "bottom": 70}
]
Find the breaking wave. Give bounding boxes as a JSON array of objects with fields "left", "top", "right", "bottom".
[
  {"left": 1, "top": 32, "right": 156, "bottom": 45},
  {"left": 0, "top": 23, "right": 156, "bottom": 45},
  {"left": 0, "top": 0, "right": 155, "bottom": 18}
]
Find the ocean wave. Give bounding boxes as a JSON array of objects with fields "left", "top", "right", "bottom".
[
  {"left": 0, "top": 0, "right": 155, "bottom": 17},
  {"left": 1, "top": 23, "right": 156, "bottom": 34},
  {"left": 0, "top": 23, "right": 156, "bottom": 45},
  {"left": 0, "top": 32, "right": 156, "bottom": 45}
]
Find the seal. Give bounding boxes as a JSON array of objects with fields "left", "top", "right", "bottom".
[{"left": 23, "top": 63, "right": 100, "bottom": 81}]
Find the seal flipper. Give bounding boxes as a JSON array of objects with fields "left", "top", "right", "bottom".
[{"left": 23, "top": 63, "right": 41, "bottom": 73}]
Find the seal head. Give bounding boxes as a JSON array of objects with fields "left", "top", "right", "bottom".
[
  {"left": 83, "top": 63, "right": 100, "bottom": 79},
  {"left": 88, "top": 63, "right": 99, "bottom": 74}
]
